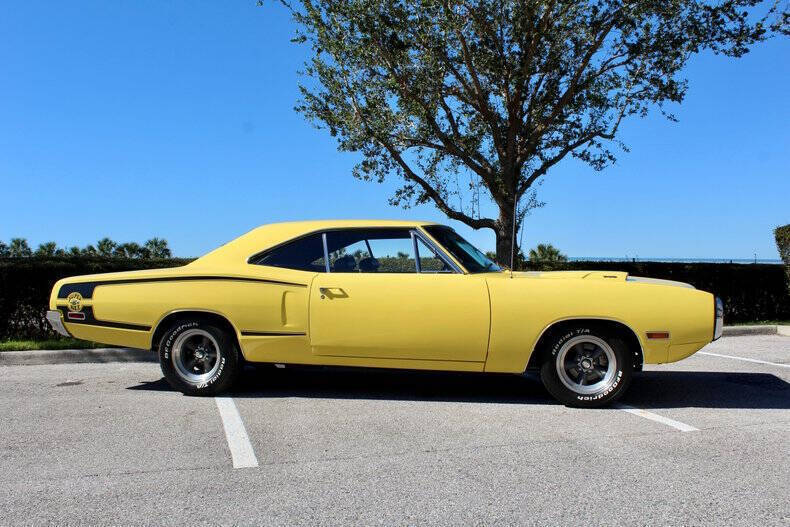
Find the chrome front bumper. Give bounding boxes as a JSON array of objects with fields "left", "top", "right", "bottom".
[
  {"left": 46, "top": 310, "right": 71, "bottom": 337},
  {"left": 713, "top": 297, "right": 724, "bottom": 341}
]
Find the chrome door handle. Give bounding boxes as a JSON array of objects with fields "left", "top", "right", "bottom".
[{"left": 319, "top": 287, "right": 346, "bottom": 298}]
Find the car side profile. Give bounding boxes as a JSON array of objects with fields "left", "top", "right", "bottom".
[{"left": 47, "top": 220, "right": 723, "bottom": 407}]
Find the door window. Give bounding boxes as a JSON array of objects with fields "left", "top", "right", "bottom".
[
  {"left": 415, "top": 237, "right": 453, "bottom": 273},
  {"left": 325, "top": 229, "right": 416, "bottom": 273}
]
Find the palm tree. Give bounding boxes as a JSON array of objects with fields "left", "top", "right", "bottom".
[
  {"left": 96, "top": 238, "right": 117, "bottom": 257},
  {"left": 9, "top": 238, "right": 32, "bottom": 257},
  {"left": 34, "top": 242, "right": 58, "bottom": 257},
  {"left": 528, "top": 244, "right": 568, "bottom": 264},
  {"left": 114, "top": 242, "right": 142, "bottom": 259},
  {"left": 144, "top": 238, "right": 172, "bottom": 259}
]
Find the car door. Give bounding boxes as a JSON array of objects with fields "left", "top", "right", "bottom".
[{"left": 309, "top": 227, "right": 490, "bottom": 362}]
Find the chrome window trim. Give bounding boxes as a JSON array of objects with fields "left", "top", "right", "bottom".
[
  {"left": 411, "top": 231, "right": 422, "bottom": 273},
  {"left": 247, "top": 231, "right": 327, "bottom": 272},
  {"left": 247, "top": 226, "right": 411, "bottom": 265},
  {"left": 323, "top": 226, "right": 419, "bottom": 274},
  {"left": 411, "top": 230, "right": 463, "bottom": 274},
  {"left": 248, "top": 225, "right": 462, "bottom": 275},
  {"left": 321, "top": 232, "right": 330, "bottom": 273}
]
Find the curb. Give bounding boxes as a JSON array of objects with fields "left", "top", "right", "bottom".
[
  {"left": 0, "top": 347, "right": 157, "bottom": 366},
  {"left": 721, "top": 325, "right": 780, "bottom": 337}
]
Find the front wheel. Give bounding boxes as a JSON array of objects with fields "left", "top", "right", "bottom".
[
  {"left": 159, "top": 320, "right": 240, "bottom": 396},
  {"left": 540, "top": 325, "right": 633, "bottom": 408}
]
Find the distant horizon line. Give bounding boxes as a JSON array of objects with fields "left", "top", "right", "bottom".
[{"left": 567, "top": 256, "right": 783, "bottom": 264}]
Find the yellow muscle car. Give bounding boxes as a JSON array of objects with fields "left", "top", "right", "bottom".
[{"left": 47, "top": 220, "right": 723, "bottom": 407}]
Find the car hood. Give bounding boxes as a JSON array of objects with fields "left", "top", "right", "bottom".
[{"left": 509, "top": 270, "right": 695, "bottom": 289}]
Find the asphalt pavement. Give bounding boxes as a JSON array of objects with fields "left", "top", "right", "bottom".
[{"left": 1, "top": 335, "right": 788, "bottom": 526}]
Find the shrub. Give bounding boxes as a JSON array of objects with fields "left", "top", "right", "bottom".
[
  {"left": 776, "top": 224, "right": 790, "bottom": 290},
  {"left": 0, "top": 256, "right": 192, "bottom": 340},
  {"left": 528, "top": 244, "right": 568, "bottom": 264},
  {"left": 525, "top": 260, "right": 789, "bottom": 323},
  {"left": 0, "top": 257, "right": 787, "bottom": 340}
]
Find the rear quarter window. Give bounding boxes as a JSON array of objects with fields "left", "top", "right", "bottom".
[{"left": 251, "top": 233, "right": 326, "bottom": 272}]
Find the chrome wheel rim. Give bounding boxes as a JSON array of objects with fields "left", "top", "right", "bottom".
[
  {"left": 556, "top": 335, "right": 617, "bottom": 395},
  {"left": 172, "top": 329, "right": 221, "bottom": 384}
]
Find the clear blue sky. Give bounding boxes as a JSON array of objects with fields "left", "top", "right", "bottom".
[{"left": 1, "top": 1, "right": 788, "bottom": 259}]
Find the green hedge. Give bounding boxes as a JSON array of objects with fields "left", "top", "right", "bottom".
[
  {"left": 0, "top": 257, "right": 192, "bottom": 341},
  {"left": 525, "top": 260, "right": 789, "bottom": 323},
  {"left": 0, "top": 257, "right": 787, "bottom": 340},
  {"left": 776, "top": 224, "right": 790, "bottom": 291}
]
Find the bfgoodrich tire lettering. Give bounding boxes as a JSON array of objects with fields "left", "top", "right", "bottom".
[
  {"left": 159, "top": 320, "right": 240, "bottom": 396},
  {"left": 539, "top": 325, "right": 633, "bottom": 408}
]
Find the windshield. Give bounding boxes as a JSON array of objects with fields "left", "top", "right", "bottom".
[{"left": 424, "top": 226, "right": 502, "bottom": 273}]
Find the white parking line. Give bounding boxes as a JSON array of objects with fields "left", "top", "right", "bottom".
[
  {"left": 616, "top": 404, "right": 699, "bottom": 432},
  {"left": 215, "top": 397, "right": 259, "bottom": 469},
  {"left": 698, "top": 351, "right": 790, "bottom": 369}
]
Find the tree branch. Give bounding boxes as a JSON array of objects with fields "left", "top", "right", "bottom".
[
  {"left": 442, "top": 0, "right": 506, "bottom": 162},
  {"left": 346, "top": 85, "right": 497, "bottom": 231},
  {"left": 526, "top": 11, "right": 621, "bottom": 150},
  {"left": 369, "top": 41, "right": 499, "bottom": 192}
]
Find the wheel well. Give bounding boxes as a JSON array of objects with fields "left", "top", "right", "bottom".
[
  {"left": 151, "top": 311, "right": 241, "bottom": 354},
  {"left": 525, "top": 319, "right": 644, "bottom": 372}
]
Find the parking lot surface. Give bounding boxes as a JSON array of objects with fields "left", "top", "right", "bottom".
[{"left": 1, "top": 335, "right": 788, "bottom": 526}]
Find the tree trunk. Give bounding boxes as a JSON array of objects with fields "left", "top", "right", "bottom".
[{"left": 493, "top": 206, "right": 518, "bottom": 269}]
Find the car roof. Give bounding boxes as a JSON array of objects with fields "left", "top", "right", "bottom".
[{"left": 192, "top": 219, "right": 443, "bottom": 266}]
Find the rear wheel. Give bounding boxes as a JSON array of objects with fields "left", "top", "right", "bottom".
[
  {"left": 540, "top": 325, "right": 632, "bottom": 407},
  {"left": 159, "top": 320, "right": 240, "bottom": 396}
]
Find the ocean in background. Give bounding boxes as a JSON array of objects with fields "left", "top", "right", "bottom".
[{"left": 569, "top": 257, "right": 783, "bottom": 264}]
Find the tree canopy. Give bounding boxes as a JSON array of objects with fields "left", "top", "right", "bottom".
[
  {"left": 0, "top": 237, "right": 173, "bottom": 259},
  {"left": 272, "top": 0, "right": 788, "bottom": 263},
  {"left": 529, "top": 243, "right": 568, "bottom": 263}
]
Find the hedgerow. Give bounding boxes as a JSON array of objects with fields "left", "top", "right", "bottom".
[
  {"left": 775, "top": 224, "right": 790, "bottom": 291},
  {"left": 0, "top": 257, "right": 787, "bottom": 340},
  {"left": 525, "top": 260, "right": 789, "bottom": 324},
  {"left": 0, "top": 257, "right": 191, "bottom": 340}
]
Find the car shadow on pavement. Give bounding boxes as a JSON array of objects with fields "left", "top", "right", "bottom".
[
  {"left": 129, "top": 367, "right": 556, "bottom": 405},
  {"left": 128, "top": 367, "right": 790, "bottom": 409},
  {"left": 622, "top": 371, "right": 790, "bottom": 409}
]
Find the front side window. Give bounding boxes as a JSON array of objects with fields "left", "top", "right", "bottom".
[
  {"left": 251, "top": 233, "right": 326, "bottom": 272},
  {"left": 424, "top": 225, "right": 501, "bottom": 273},
  {"left": 326, "top": 229, "right": 416, "bottom": 273},
  {"left": 415, "top": 236, "right": 453, "bottom": 273}
]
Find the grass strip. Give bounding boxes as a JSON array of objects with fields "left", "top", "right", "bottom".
[{"left": 0, "top": 339, "right": 115, "bottom": 351}]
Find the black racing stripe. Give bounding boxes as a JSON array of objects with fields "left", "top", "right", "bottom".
[
  {"left": 58, "top": 275, "right": 307, "bottom": 299},
  {"left": 240, "top": 331, "right": 307, "bottom": 337},
  {"left": 58, "top": 307, "right": 151, "bottom": 332}
]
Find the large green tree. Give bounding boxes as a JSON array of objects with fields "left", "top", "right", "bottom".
[{"left": 272, "top": 0, "right": 787, "bottom": 263}]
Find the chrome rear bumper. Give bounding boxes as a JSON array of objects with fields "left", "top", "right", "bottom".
[
  {"left": 46, "top": 310, "right": 71, "bottom": 337},
  {"left": 713, "top": 297, "right": 724, "bottom": 341}
]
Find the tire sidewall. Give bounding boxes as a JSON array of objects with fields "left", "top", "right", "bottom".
[
  {"left": 541, "top": 325, "right": 632, "bottom": 407},
  {"left": 159, "top": 320, "right": 238, "bottom": 395}
]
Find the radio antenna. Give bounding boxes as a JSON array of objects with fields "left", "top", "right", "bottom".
[{"left": 509, "top": 196, "right": 517, "bottom": 279}]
